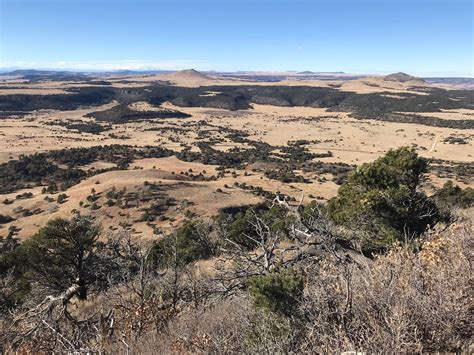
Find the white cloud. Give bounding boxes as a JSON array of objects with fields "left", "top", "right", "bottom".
[{"left": 0, "top": 59, "right": 205, "bottom": 71}]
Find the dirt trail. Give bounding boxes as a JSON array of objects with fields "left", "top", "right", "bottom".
[
  {"left": 429, "top": 134, "right": 442, "bottom": 153},
  {"left": 313, "top": 146, "right": 379, "bottom": 154}
]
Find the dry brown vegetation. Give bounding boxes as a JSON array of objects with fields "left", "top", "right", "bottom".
[
  {"left": 124, "top": 221, "right": 472, "bottom": 354},
  {"left": 1, "top": 213, "right": 471, "bottom": 353}
]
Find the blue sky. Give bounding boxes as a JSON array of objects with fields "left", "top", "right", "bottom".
[{"left": 0, "top": 0, "right": 472, "bottom": 76}]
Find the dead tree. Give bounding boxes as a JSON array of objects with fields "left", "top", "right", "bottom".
[
  {"left": 4, "top": 281, "right": 114, "bottom": 353},
  {"left": 214, "top": 191, "right": 340, "bottom": 294},
  {"left": 103, "top": 231, "right": 175, "bottom": 341}
]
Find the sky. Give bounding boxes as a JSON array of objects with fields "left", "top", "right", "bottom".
[{"left": 0, "top": 0, "right": 472, "bottom": 76}]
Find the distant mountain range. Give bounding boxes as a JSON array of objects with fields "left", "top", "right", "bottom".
[
  {"left": 1, "top": 69, "right": 472, "bottom": 86},
  {"left": 0, "top": 69, "right": 173, "bottom": 76},
  {"left": 3, "top": 69, "right": 87, "bottom": 76},
  {"left": 297, "top": 70, "right": 346, "bottom": 75}
]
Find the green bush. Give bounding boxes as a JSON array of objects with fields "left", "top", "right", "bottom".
[
  {"left": 219, "top": 205, "right": 295, "bottom": 250},
  {"left": 152, "top": 221, "right": 214, "bottom": 266},
  {"left": 16, "top": 216, "right": 102, "bottom": 300},
  {"left": 57, "top": 193, "right": 68, "bottom": 204},
  {"left": 246, "top": 268, "right": 304, "bottom": 317},
  {"left": 0, "top": 235, "right": 30, "bottom": 308},
  {"left": 433, "top": 180, "right": 474, "bottom": 209},
  {"left": 0, "top": 214, "right": 14, "bottom": 224},
  {"left": 328, "top": 147, "right": 439, "bottom": 253}
]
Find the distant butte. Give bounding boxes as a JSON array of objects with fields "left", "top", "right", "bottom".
[
  {"left": 384, "top": 72, "right": 425, "bottom": 83},
  {"left": 169, "top": 69, "right": 211, "bottom": 80}
]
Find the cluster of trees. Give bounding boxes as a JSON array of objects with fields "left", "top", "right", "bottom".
[
  {"left": 264, "top": 168, "right": 307, "bottom": 183},
  {"left": 65, "top": 122, "right": 112, "bottom": 134},
  {"left": 177, "top": 133, "right": 352, "bottom": 185},
  {"left": 0, "top": 87, "right": 115, "bottom": 113},
  {"left": 379, "top": 112, "right": 474, "bottom": 129},
  {"left": 86, "top": 103, "right": 191, "bottom": 123},
  {"left": 278, "top": 141, "right": 331, "bottom": 162},
  {"left": 443, "top": 135, "right": 470, "bottom": 145},
  {"left": 430, "top": 159, "right": 474, "bottom": 185},
  {"left": 43, "top": 119, "right": 112, "bottom": 134},
  {"left": 0, "top": 145, "right": 174, "bottom": 194},
  {"left": 0, "top": 128, "right": 352, "bottom": 199},
  {"left": 177, "top": 139, "right": 277, "bottom": 169},
  {"left": 433, "top": 180, "right": 474, "bottom": 209},
  {"left": 3, "top": 82, "right": 473, "bottom": 129},
  {"left": 334, "top": 88, "right": 474, "bottom": 129},
  {"left": 0, "top": 154, "right": 86, "bottom": 194}
]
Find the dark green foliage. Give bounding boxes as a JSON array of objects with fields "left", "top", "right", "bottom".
[
  {"left": 44, "top": 145, "right": 173, "bottom": 169},
  {"left": 0, "top": 145, "right": 173, "bottom": 194},
  {"left": 45, "top": 183, "right": 59, "bottom": 194},
  {"left": 0, "top": 235, "right": 20, "bottom": 271},
  {"left": 264, "top": 168, "right": 307, "bottom": 183},
  {"left": 86, "top": 103, "right": 191, "bottom": 123},
  {"left": 16, "top": 216, "right": 102, "bottom": 299},
  {"left": 86, "top": 193, "right": 99, "bottom": 203},
  {"left": 15, "top": 192, "right": 33, "bottom": 200},
  {"left": 135, "top": 183, "right": 177, "bottom": 222},
  {"left": 0, "top": 87, "right": 115, "bottom": 112},
  {"left": 0, "top": 214, "right": 14, "bottom": 224},
  {"left": 443, "top": 135, "right": 470, "bottom": 145},
  {"left": 57, "top": 193, "right": 68, "bottom": 204},
  {"left": 176, "top": 134, "right": 352, "bottom": 188},
  {"left": 328, "top": 147, "right": 440, "bottom": 252},
  {"left": 0, "top": 153, "right": 86, "bottom": 194},
  {"left": 220, "top": 209, "right": 260, "bottom": 250},
  {"left": 278, "top": 140, "right": 329, "bottom": 162},
  {"left": 349, "top": 146, "right": 427, "bottom": 190},
  {"left": 334, "top": 88, "right": 474, "bottom": 129},
  {"left": 0, "top": 235, "right": 30, "bottom": 309},
  {"left": 433, "top": 180, "right": 474, "bottom": 209},
  {"left": 2, "top": 84, "right": 472, "bottom": 128},
  {"left": 65, "top": 122, "right": 111, "bottom": 134},
  {"left": 247, "top": 268, "right": 304, "bottom": 317},
  {"left": 218, "top": 205, "right": 295, "bottom": 250},
  {"left": 153, "top": 221, "right": 215, "bottom": 266}
]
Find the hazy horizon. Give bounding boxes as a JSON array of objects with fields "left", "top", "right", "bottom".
[{"left": 1, "top": 67, "right": 473, "bottom": 78}]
